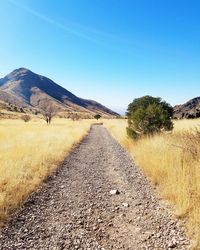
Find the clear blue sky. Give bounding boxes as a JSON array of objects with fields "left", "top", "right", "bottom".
[{"left": 1, "top": 0, "right": 200, "bottom": 114}]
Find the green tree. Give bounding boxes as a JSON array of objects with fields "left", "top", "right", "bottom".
[
  {"left": 94, "top": 114, "right": 101, "bottom": 120},
  {"left": 126, "top": 96, "right": 173, "bottom": 138}
]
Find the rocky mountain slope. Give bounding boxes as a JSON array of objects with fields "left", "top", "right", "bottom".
[
  {"left": 173, "top": 97, "right": 200, "bottom": 119},
  {"left": 0, "top": 68, "right": 118, "bottom": 117}
]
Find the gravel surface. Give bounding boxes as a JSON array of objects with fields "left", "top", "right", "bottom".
[{"left": 0, "top": 125, "right": 191, "bottom": 249}]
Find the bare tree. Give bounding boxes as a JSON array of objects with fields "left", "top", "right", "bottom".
[{"left": 40, "top": 101, "right": 58, "bottom": 125}]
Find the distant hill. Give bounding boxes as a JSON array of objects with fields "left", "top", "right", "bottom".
[
  {"left": 173, "top": 97, "right": 200, "bottom": 119},
  {"left": 0, "top": 68, "right": 119, "bottom": 117}
]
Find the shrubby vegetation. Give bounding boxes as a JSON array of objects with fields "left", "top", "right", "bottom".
[
  {"left": 21, "top": 114, "right": 31, "bottom": 122},
  {"left": 94, "top": 114, "right": 101, "bottom": 120},
  {"left": 126, "top": 95, "right": 173, "bottom": 138}
]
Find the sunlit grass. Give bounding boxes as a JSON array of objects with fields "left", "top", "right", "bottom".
[
  {"left": 104, "top": 118, "right": 200, "bottom": 248},
  {"left": 0, "top": 118, "right": 92, "bottom": 223}
]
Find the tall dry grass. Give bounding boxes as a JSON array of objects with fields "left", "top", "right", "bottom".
[
  {"left": 104, "top": 118, "right": 200, "bottom": 248},
  {"left": 0, "top": 118, "right": 92, "bottom": 224}
]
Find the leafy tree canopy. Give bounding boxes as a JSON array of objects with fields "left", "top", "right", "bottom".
[
  {"left": 126, "top": 95, "right": 173, "bottom": 138},
  {"left": 94, "top": 114, "right": 101, "bottom": 120}
]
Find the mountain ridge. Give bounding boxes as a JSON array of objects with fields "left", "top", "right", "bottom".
[
  {"left": 0, "top": 68, "right": 119, "bottom": 117},
  {"left": 173, "top": 97, "right": 200, "bottom": 119}
]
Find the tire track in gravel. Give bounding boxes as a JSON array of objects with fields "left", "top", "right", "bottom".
[{"left": 0, "top": 125, "right": 191, "bottom": 249}]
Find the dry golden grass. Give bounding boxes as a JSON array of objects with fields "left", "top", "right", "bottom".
[
  {"left": 0, "top": 118, "right": 92, "bottom": 224},
  {"left": 173, "top": 118, "right": 200, "bottom": 133},
  {"left": 104, "top": 118, "right": 200, "bottom": 248}
]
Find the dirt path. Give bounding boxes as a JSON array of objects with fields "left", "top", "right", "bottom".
[{"left": 0, "top": 125, "right": 190, "bottom": 249}]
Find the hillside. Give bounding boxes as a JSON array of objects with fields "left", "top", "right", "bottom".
[
  {"left": 173, "top": 97, "right": 200, "bottom": 119},
  {"left": 0, "top": 68, "right": 119, "bottom": 117}
]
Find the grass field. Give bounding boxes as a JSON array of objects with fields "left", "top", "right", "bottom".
[
  {"left": 0, "top": 118, "right": 92, "bottom": 224},
  {"left": 104, "top": 118, "right": 200, "bottom": 248},
  {"left": 1, "top": 117, "right": 200, "bottom": 247}
]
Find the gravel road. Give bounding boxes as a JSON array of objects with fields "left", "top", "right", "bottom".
[{"left": 0, "top": 125, "right": 191, "bottom": 249}]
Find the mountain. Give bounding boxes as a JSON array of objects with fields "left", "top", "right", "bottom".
[
  {"left": 173, "top": 97, "right": 200, "bottom": 119},
  {"left": 0, "top": 68, "right": 119, "bottom": 117}
]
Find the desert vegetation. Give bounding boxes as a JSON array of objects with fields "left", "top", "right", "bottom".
[
  {"left": 40, "top": 101, "right": 58, "bottom": 125},
  {"left": 21, "top": 114, "right": 31, "bottom": 122},
  {"left": 94, "top": 114, "right": 101, "bottom": 120},
  {"left": 104, "top": 118, "right": 200, "bottom": 248},
  {"left": 0, "top": 118, "right": 92, "bottom": 224},
  {"left": 126, "top": 96, "right": 173, "bottom": 138}
]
